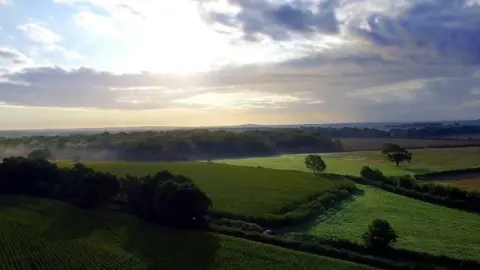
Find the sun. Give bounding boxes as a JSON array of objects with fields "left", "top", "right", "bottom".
[{"left": 126, "top": 1, "right": 229, "bottom": 75}]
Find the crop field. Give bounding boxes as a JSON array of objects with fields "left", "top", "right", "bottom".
[
  {"left": 218, "top": 147, "right": 480, "bottom": 176},
  {"left": 0, "top": 196, "right": 372, "bottom": 270},
  {"left": 339, "top": 138, "right": 480, "bottom": 151},
  {"left": 301, "top": 185, "right": 480, "bottom": 260},
  {"left": 58, "top": 161, "right": 353, "bottom": 218},
  {"left": 433, "top": 175, "right": 480, "bottom": 191}
]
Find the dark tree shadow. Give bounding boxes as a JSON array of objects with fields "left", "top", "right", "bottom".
[
  {"left": 123, "top": 220, "right": 219, "bottom": 270},
  {"left": 42, "top": 206, "right": 115, "bottom": 240}
]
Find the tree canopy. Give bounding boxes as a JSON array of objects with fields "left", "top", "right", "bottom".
[
  {"left": 305, "top": 154, "right": 327, "bottom": 174},
  {"left": 0, "top": 156, "right": 211, "bottom": 228},
  {"left": 381, "top": 144, "right": 412, "bottom": 166},
  {"left": 0, "top": 129, "right": 344, "bottom": 161},
  {"left": 362, "top": 219, "right": 397, "bottom": 250},
  {"left": 28, "top": 148, "right": 52, "bottom": 160}
]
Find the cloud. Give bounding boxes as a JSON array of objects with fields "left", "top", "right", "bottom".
[
  {"left": 0, "top": 48, "right": 29, "bottom": 65},
  {"left": 18, "top": 22, "right": 82, "bottom": 60},
  {"left": 199, "top": 0, "right": 480, "bottom": 64},
  {"left": 0, "top": 59, "right": 478, "bottom": 123},
  {"left": 171, "top": 91, "right": 322, "bottom": 109},
  {"left": 2, "top": 0, "right": 480, "bottom": 124},
  {"left": 0, "top": 0, "right": 11, "bottom": 5},
  {"left": 18, "top": 23, "right": 61, "bottom": 45},
  {"left": 74, "top": 12, "right": 118, "bottom": 35},
  {"left": 346, "top": 0, "right": 480, "bottom": 63},
  {"left": 198, "top": 0, "right": 339, "bottom": 42}
]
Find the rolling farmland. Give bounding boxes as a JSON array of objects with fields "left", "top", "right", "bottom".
[
  {"left": 0, "top": 196, "right": 373, "bottom": 270},
  {"left": 58, "top": 161, "right": 354, "bottom": 218},
  {"left": 301, "top": 185, "right": 480, "bottom": 260},
  {"left": 218, "top": 147, "right": 480, "bottom": 176}
]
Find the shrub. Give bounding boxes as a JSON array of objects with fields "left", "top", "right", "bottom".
[
  {"left": 362, "top": 219, "right": 397, "bottom": 250},
  {"left": 211, "top": 218, "right": 264, "bottom": 233}
]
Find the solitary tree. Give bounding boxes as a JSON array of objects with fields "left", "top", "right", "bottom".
[
  {"left": 28, "top": 148, "right": 52, "bottom": 160},
  {"left": 387, "top": 152, "right": 412, "bottom": 166},
  {"left": 305, "top": 154, "right": 327, "bottom": 174},
  {"left": 363, "top": 219, "right": 397, "bottom": 250},
  {"left": 381, "top": 143, "right": 412, "bottom": 166}
]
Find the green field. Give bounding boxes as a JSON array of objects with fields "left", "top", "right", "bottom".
[
  {"left": 0, "top": 196, "right": 373, "bottom": 270},
  {"left": 218, "top": 147, "right": 480, "bottom": 176},
  {"left": 58, "top": 161, "right": 353, "bottom": 218},
  {"left": 301, "top": 185, "right": 480, "bottom": 260}
]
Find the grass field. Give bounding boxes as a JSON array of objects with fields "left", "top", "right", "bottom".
[
  {"left": 218, "top": 147, "right": 480, "bottom": 176},
  {"left": 0, "top": 196, "right": 373, "bottom": 270},
  {"left": 58, "top": 161, "right": 353, "bottom": 218},
  {"left": 339, "top": 138, "right": 480, "bottom": 151},
  {"left": 301, "top": 185, "right": 480, "bottom": 260}
]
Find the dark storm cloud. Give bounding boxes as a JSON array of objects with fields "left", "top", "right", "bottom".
[
  {"left": 199, "top": 0, "right": 338, "bottom": 41},
  {"left": 350, "top": 0, "right": 480, "bottom": 63},
  {"left": 199, "top": 0, "right": 480, "bottom": 63}
]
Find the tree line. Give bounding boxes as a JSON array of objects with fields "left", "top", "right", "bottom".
[
  {"left": 391, "top": 124, "right": 480, "bottom": 138},
  {"left": 0, "top": 156, "right": 211, "bottom": 228},
  {"left": 0, "top": 129, "right": 343, "bottom": 161}
]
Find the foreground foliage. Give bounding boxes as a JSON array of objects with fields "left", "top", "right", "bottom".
[
  {"left": 0, "top": 196, "right": 373, "bottom": 270},
  {"left": 305, "top": 185, "right": 480, "bottom": 260},
  {"left": 0, "top": 157, "right": 211, "bottom": 228}
]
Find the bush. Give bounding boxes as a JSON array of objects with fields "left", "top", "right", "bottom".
[
  {"left": 211, "top": 218, "right": 264, "bottom": 233},
  {"left": 397, "top": 176, "right": 415, "bottom": 189},
  {"left": 362, "top": 219, "right": 397, "bottom": 250}
]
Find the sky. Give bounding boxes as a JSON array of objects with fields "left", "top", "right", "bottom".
[{"left": 0, "top": 0, "right": 480, "bottom": 130}]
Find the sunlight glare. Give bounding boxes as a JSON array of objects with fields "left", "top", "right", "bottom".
[{"left": 126, "top": 1, "right": 229, "bottom": 75}]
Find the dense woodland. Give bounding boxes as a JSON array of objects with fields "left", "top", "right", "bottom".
[
  {"left": 0, "top": 129, "right": 343, "bottom": 161},
  {"left": 0, "top": 124, "right": 480, "bottom": 161}
]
